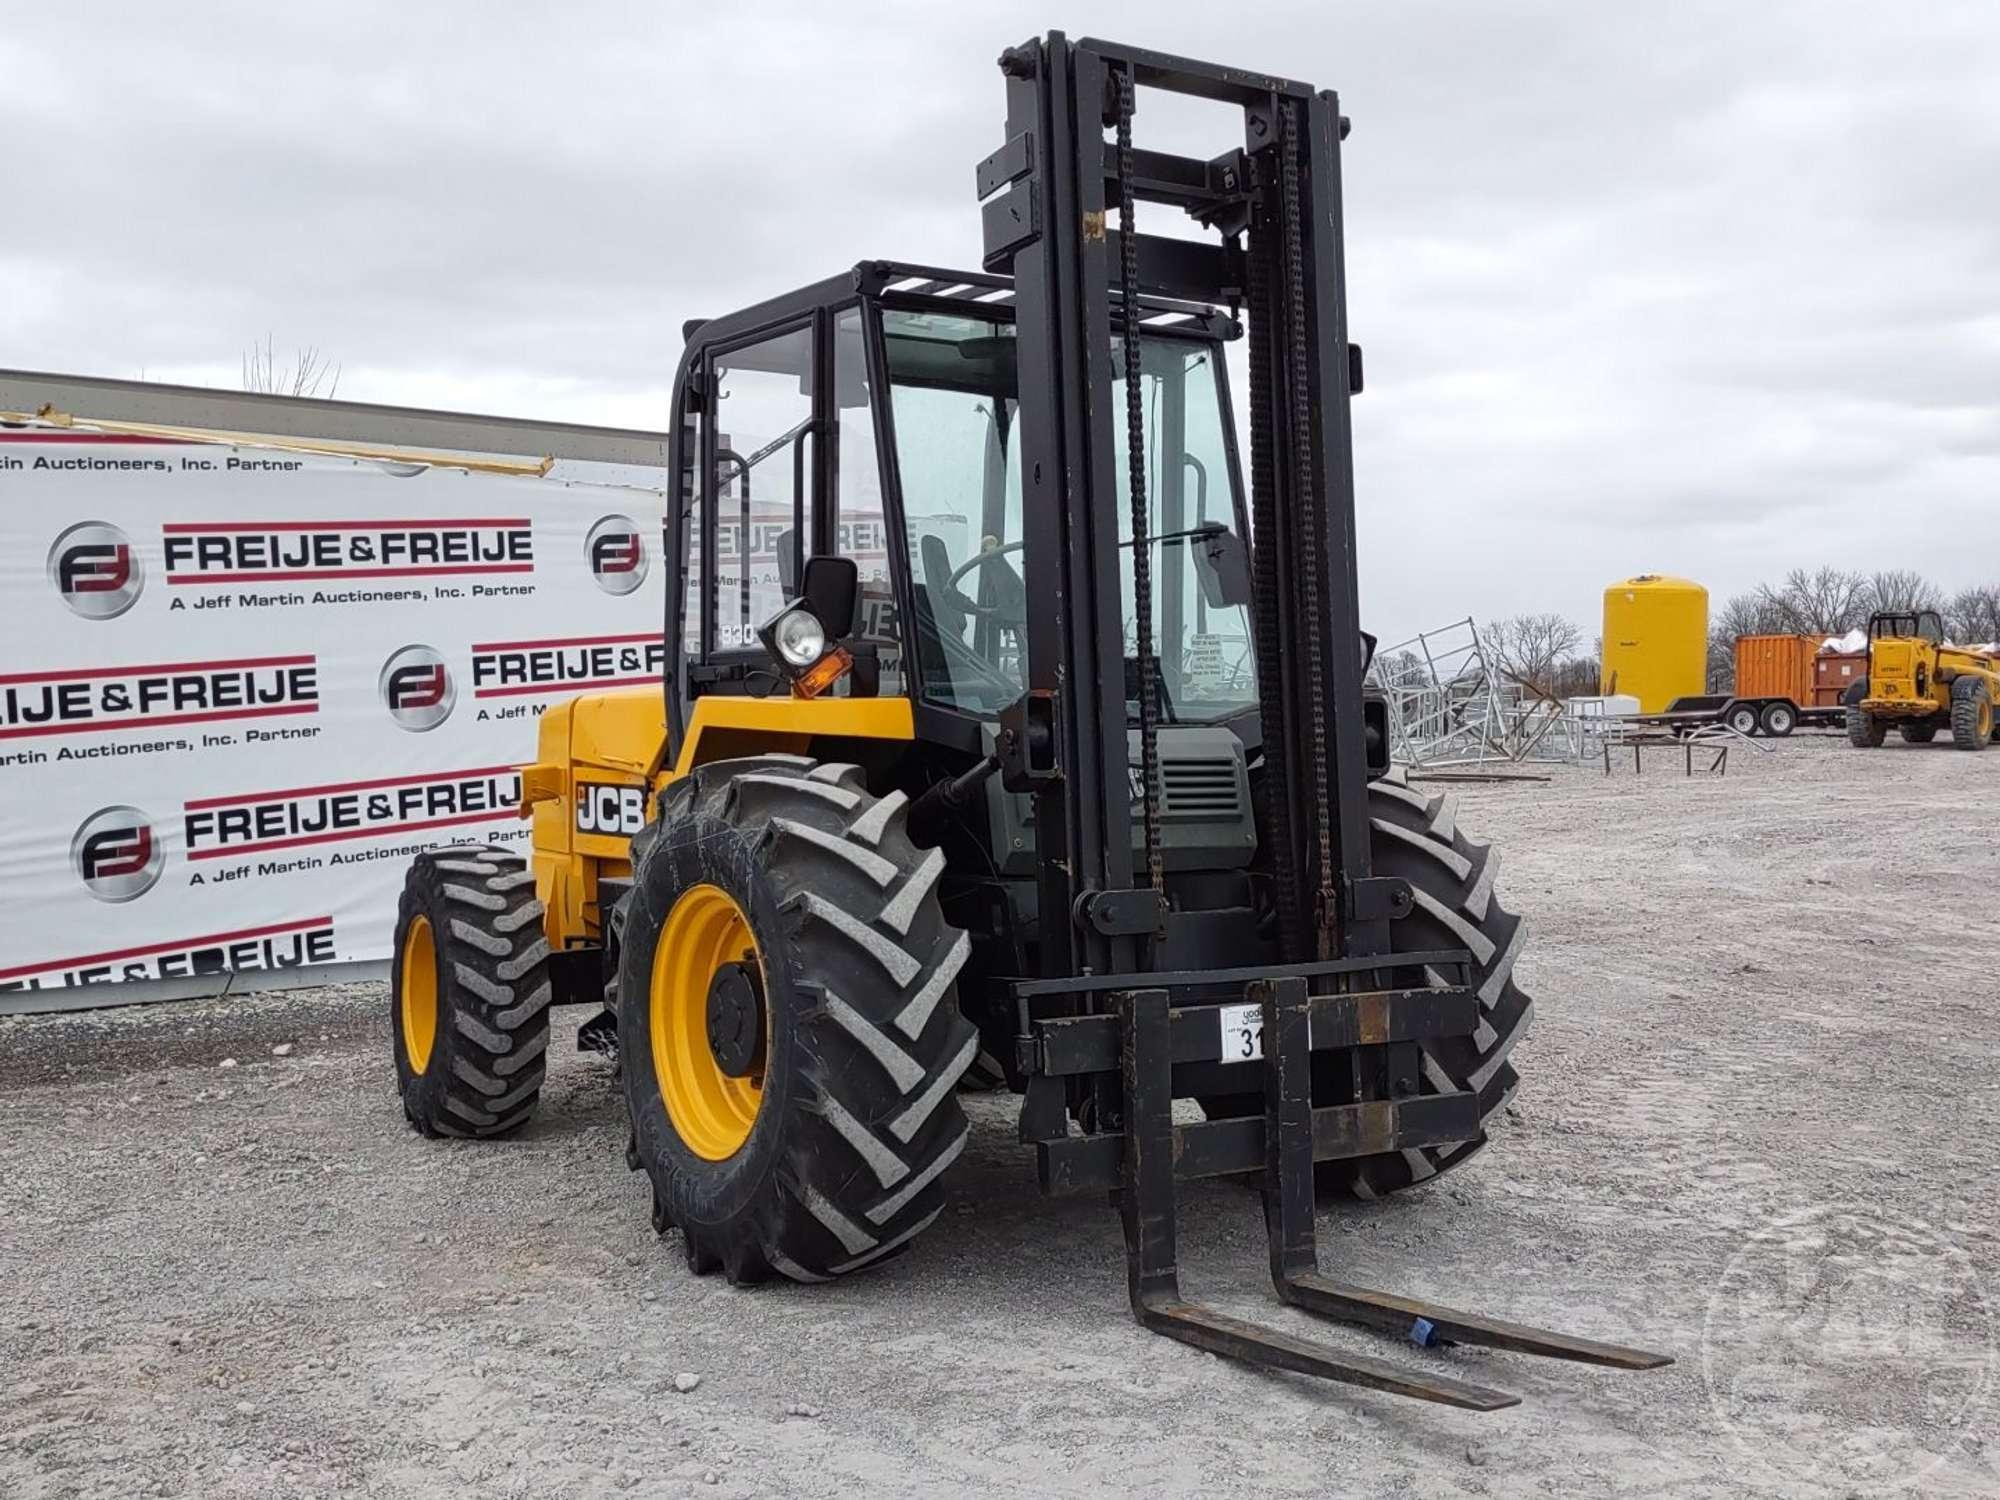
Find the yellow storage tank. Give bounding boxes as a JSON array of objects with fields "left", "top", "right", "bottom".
[{"left": 1600, "top": 575, "right": 1708, "bottom": 713}]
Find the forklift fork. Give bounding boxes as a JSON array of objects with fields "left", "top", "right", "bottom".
[{"left": 1117, "top": 980, "right": 1671, "bottom": 1409}]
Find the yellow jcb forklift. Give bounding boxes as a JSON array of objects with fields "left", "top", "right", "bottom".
[{"left": 388, "top": 32, "right": 1668, "bottom": 1409}]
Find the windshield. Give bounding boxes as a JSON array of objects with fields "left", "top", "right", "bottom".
[
  {"left": 882, "top": 308, "right": 1256, "bottom": 722},
  {"left": 1872, "top": 612, "right": 1941, "bottom": 643}
]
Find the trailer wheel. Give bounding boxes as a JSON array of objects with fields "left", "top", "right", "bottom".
[
  {"left": 1900, "top": 722, "right": 1938, "bottom": 745},
  {"left": 619, "top": 757, "right": 976, "bottom": 1284},
  {"left": 1200, "top": 768, "right": 1531, "bottom": 1200},
  {"left": 1758, "top": 700, "right": 1797, "bottom": 737},
  {"left": 1726, "top": 702, "right": 1762, "bottom": 737},
  {"left": 1950, "top": 678, "right": 1993, "bottom": 751},
  {"left": 1846, "top": 705, "right": 1887, "bottom": 748}
]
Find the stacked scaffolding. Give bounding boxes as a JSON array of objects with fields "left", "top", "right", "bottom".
[{"left": 1367, "top": 619, "right": 1626, "bottom": 770}]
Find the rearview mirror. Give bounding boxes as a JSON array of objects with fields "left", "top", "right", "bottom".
[
  {"left": 1192, "top": 526, "right": 1252, "bottom": 609},
  {"left": 801, "top": 555, "right": 861, "bottom": 639}
]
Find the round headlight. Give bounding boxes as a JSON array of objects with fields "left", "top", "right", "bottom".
[{"left": 773, "top": 608, "right": 827, "bottom": 668}]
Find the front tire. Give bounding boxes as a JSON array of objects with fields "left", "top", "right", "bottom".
[
  {"left": 620, "top": 756, "right": 976, "bottom": 1283},
  {"left": 392, "top": 846, "right": 553, "bottom": 1137},
  {"left": 1951, "top": 678, "right": 1993, "bottom": 751},
  {"left": 1202, "top": 768, "right": 1532, "bottom": 1199},
  {"left": 1726, "top": 702, "right": 1761, "bottom": 737},
  {"left": 1847, "top": 705, "right": 1887, "bottom": 748}
]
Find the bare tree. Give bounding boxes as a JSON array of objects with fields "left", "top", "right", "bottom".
[
  {"left": 1485, "top": 612, "right": 1583, "bottom": 695},
  {"left": 242, "top": 335, "right": 341, "bottom": 398},
  {"left": 1758, "top": 566, "right": 1868, "bottom": 636},
  {"left": 1546, "top": 654, "right": 1601, "bottom": 699},
  {"left": 1861, "top": 569, "right": 1945, "bottom": 617},
  {"left": 1947, "top": 584, "right": 2000, "bottom": 645}
]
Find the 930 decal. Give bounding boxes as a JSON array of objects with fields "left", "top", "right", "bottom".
[{"left": 575, "top": 782, "right": 646, "bottom": 837}]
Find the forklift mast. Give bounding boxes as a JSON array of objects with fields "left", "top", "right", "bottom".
[
  {"left": 980, "top": 34, "right": 1387, "bottom": 983},
  {"left": 972, "top": 35, "right": 1669, "bottom": 1406}
]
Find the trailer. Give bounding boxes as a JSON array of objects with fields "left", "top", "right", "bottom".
[{"left": 1632, "top": 635, "right": 1864, "bottom": 738}]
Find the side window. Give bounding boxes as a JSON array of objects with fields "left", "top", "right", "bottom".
[
  {"left": 708, "top": 326, "right": 814, "bottom": 651},
  {"left": 834, "top": 307, "right": 903, "bottom": 694}
]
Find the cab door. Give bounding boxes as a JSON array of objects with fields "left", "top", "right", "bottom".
[{"left": 698, "top": 321, "right": 821, "bottom": 661}]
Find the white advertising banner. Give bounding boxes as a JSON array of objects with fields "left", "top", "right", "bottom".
[{"left": 0, "top": 430, "right": 667, "bottom": 1006}]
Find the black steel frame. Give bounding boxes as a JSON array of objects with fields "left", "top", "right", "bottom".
[{"left": 658, "top": 262, "right": 1238, "bottom": 763}]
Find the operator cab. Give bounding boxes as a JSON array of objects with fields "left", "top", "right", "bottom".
[
  {"left": 662, "top": 261, "right": 1256, "bottom": 759},
  {"left": 1869, "top": 609, "right": 1944, "bottom": 643}
]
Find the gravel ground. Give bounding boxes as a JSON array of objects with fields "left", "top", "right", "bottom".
[{"left": 2, "top": 733, "right": 1996, "bottom": 1499}]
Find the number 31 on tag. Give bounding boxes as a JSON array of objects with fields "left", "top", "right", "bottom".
[{"left": 1217, "top": 1003, "right": 1264, "bottom": 1062}]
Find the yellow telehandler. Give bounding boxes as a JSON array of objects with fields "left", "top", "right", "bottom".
[{"left": 1846, "top": 610, "right": 2000, "bottom": 749}]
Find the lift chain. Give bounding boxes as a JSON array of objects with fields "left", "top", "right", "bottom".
[
  {"left": 1279, "top": 100, "right": 1338, "bottom": 956},
  {"left": 1244, "top": 194, "right": 1303, "bottom": 957},
  {"left": 1115, "top": 67, "right": 1164, "bottom": 898}
]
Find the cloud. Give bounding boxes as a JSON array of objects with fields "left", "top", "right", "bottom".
[{"left": 2, "top": 0, "right": 1996, "bottom": 643}]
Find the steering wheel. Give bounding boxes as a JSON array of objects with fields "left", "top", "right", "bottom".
[{"left": 944, "top": 539, "right": 1028, "bottom": 627}]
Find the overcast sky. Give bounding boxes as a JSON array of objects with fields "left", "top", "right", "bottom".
[{"left": 5, "top": 1, "right": 1997, "bottom": 645}]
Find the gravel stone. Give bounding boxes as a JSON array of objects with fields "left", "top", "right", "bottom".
[{"left": 0, "top": 741, "right": 1991, "bottom": 1497}]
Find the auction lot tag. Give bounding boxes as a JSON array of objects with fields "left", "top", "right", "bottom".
[{"left": 1217, "top": 1002, "right": 1264, "bottom": 1062}]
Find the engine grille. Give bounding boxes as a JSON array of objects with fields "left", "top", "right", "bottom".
[{"left": 1160, "top": 757, "right": 1243, "bottom": 819}]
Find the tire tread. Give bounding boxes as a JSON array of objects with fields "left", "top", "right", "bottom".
[{"left": 393, "top": 845, "right": 551, "bottom": 1140}]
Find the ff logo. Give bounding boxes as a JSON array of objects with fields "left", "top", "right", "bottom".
[
  {"left": 379, "top": 644, "right": 456, "bottom": 732},
  {"left": 71, "top": 805, "right": 165, "bottom": 902},
  {"left": 48, "top": 521, "right": 144, "bottom": 620},
  {"left": 586, "top": 514, "right": 647, "bottom": 595}
]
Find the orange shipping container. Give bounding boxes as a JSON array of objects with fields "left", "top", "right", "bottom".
[{"left": 1733, "top": 634, "right": 1817, "bottom": 702}]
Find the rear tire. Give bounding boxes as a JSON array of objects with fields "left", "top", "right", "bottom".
[
  {"left": 392, "top": 846, "right": 553, "bottom": 1138},
  {"left": 1759, "top": 700, "right": 1796, "bottom": 737},
  {"left": 1847, "top": 705, "right": 1886, "bottom": 748},
  {"left": 620, "top": 756, "right": 976, "bottom": 1283},
  {"left": 1951, "top": 678, "right": 1993, "bottom": 751},
  {"left": 1900, "top": 723, "right": 1938, "bottom": 745},
  {"left": 1201, "top": 768, "right": 1531, "bottom": 1199}
]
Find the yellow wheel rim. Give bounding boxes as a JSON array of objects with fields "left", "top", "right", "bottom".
[
  {"left": 651, "top": 884, "right": 766, "bottom": 1160},
  {"left": 401, "top": 914, "right": 438, "bottom": 1075}
]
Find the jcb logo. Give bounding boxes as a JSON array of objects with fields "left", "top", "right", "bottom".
[
  {"left": 48, "top": 522, "right": 144, "bottom": 620},
  {"left": 378, "top": 645, "right": 456, "bottom": 732},
  {"left": 575, "top": 782, "right": 645, "bottom": 837},
  {"left": 586, "top": 514, "right": 648, "bottom": 596},
  {"left": 71, "top": 805, "right": 165, "bottom": 902}
]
